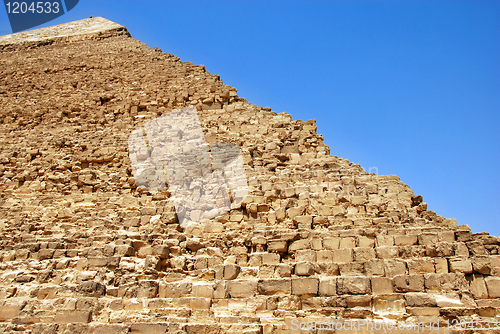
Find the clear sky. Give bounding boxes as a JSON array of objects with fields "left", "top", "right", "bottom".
[{"left": 2, "top": 1, "right": 499, "bottom": 236}]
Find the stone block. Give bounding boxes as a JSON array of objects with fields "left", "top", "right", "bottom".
[
  {"left": 485, "top": 277, "right": 500, "bottom": 298},
  {"left": 332, "top": 249, "right": 353, "bottom": 263},
  {"left": 88, "top": 257, "right": 120, "bottom": 269},
  {"left": 192, "top": 284, "right": 214, "bottom": 298},
  {"left": 114, "top": 245, "right": 134, "bottom": 257},
  {"left": 262, "top": 253, "right": 280, "bottom": 265},
  {"left": 384, "top": 259, "right": 407, "bottom": 277},
  {"left": 291, "top": 277, "right": 318, "bottom": 297},
  {"left": 371, "top": 277, "right": 394, "bottom": 294},
  {"left": 160, "top": 282, "right": 192, "bottom": 298},
  {"left": 228, "top": 280, "right": 258, "bottom": 298},
  {"left": 339, "top": 262, "right": 364, "bottom": 276},
  {"left": 407, "top": 259, "right": 435, "bottom": 274},
  {"left": 189, "top": 297, "right": 211, "bottom": 310},
  {"left": 129, "top": 324, "right": 169, "bottom": 334},
  {"left": 276, "top": 264, "right": 293, "bottom": 277},
  {"left": 0, "top": 300, "right": 26, "bottom": 321},
  {"left": 339, "top": 237, "right": 356, "bottom": 248},
  {"left": 358, "top": 236, "right": 375, "bottom": 248},
  {"left": 353, "top": 248, "right": 376, "bottom": 262},
  {"left": 288, "top": 239, "right": 310, "bottom": 252},
  {"left": 364, "top": 259, "right": 385, "bottom": 276},
  {"left": 393, "top": 275, "right": 425, "bottom": 292},
  {"left": 472, "top": 257, "right": 492, "bottom": 275},
  {"left": 337, "top": 277, "right": 371, "bottom": 295},
  {"left": 438, "top": 231, "right": 456, "bottom": 243},
  {"left": 376, "top": 246, "right": 398, "bottom": 259},
  {"left": 294, "top": 262, "right": 315, "bottom": 276},
  {"left": 404, "top": 292, "right": 437, "bottom": 307},
  {"left": 316, "top": 250, "right": 333, "bottom": 263},
  {"left": 258, "top": 279, "right": 291, "bottom": 295},
  {"left": 223, "top": 264, "right": 241, "bottom": 280},
  {"left": 54, "top": 310, "right": 91, "bottom": 323},
  {"left": 417, "top": 233, "right": 438, "bottom": 246},
  {"left": 395, "top": 235, "right": 417, "bottom": 246},
  {"left": 376, "top": 235, "right": 394, "bottom": 247},
  {"left": 346, "top": 295, "right": 372, "bottom": 308},
  {"left": 470, "top": 275, "right": 488, "bottom": 299},
  {"left": 267, "top": 240, "right": 287, "bottom": 253},
  {"left": 435, "top": 258, "right": 449, "bottom": 274},
  {"left": 323, "top": 237, "right": 340, "bottom": 250},
  {"left": 318, "top": 278, "right": 337, "bottom": 296},
  {"left": 449, "top": 259, "right": 473, "bottom": 274},
  {"left": 295, "top": 250, "right": 316, "bottom": 262}
]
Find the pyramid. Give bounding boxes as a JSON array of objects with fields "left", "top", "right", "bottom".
[{"left": 0, "top": 17, "right": 499, "bottom": 334}]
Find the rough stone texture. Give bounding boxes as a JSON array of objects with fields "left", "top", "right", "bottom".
[{"left": 0, "top": 17, "right": 499, "bottom": 333}]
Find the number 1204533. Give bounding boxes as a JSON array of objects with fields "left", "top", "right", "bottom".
[
  {"left": 445, "top": 318, "right": 499, "bottom": 331},
  {"left": 5, "top": 2, "right": 60, "bottom": 14}
]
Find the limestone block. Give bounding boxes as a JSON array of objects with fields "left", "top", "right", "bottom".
[
  {"left": 0, "top": 300, "right": 26, "bottom": 321},
  {"left": 316, "top": 250, "right": 333, "bottom": 263},
  {"left": 160, "top": 282, "right": 192, "bottom": 298},
  {"left": 376, "top": 246, "right": 398, "bottom": 259},
  {"left": 295, "top": 249, "right": 316, "bottom": 262},
  {"left": 323, "top": 237, "right": 340, "bottom": 250},
  {"left": 288, "top": 239, "right": 310, "bottom": 252},
  {"left": 371, "top": 277, "right": 394, "bottom": 294},
  {"left": 418, "top": 233, "right": 438, "bottom": 246},
  {"left": 129, "top": 324, "right": 169, "bottom": 334},
  {"left": 364, "top": 259, "right": 385, "bottom": 276},
  {"left": 353, "top": 248, "right": 376, "bottom": 262},
  {"left": 311, "top": 238, "right": 322, "bottom": 250},
  {"left": 395, "top": 235, "right": 418, "bottom": 246},
  {"left": 291, "top": 277, "right": 319, "bottom": 297},
  {"left": 347, "top": 295, "right": 372, "bottom": 308},
  {"left": 404, "top": 292, "right": 437, "bottom": 307},
  {"left": 223, "top": 264, "right": 241, "bottom": 280},
  {"left": 454, "top": 242, "right": 470, "bottom": 257},
  {"left": 373, "top": 295, "right": 406, "bottom": 318},
  {"left": 228, "top": 280, "right": 258, "bottom": 298},
  {"left": 407, "top": 259, "right": 435, "bottom": 274},
  {"left": 258, "top": 279, "right": 292, "bottom": 295},
  {"left": 376, "top": 235, "right": 394, "bottom": 247},
  {"left": 470, "top": 275, "right": 488, "bottom": 299},
  {"left": 393, "top": 275, "right": 425, "bottom": 292},
  {"left": 319, "top": 278, "right": 337, "bottom": 296},
  {"left": 358, "top": 236, "right": 375, "bottom": 248},
  {"left": 317, "top": 263, "right": 340, "bottom": 276},
  {"left": 332, "top": 249, "right": 353, "bottom": 263},
  {"left": 339, "top": 262, "right": 364, "bottom": 276},
  {"left": 485, "top": 277, "right": 500, "bottom": 298},
  {"left": 114, "top": 245, "right": 134, "bottom": 257},
  {"left": 276, "top": 264, "right": 293, "bottom": 277},
  {"left": 267, "top": 240, "right": 287, "bottom": 253},
  {"left": 434, "top": 258, "right": 449, "bottom": 274},
  {"left": 337, "top": 277, "right": 371, "bottom": 295},
  {"left": 54, "top": 310, "right": 91, "bottom": 323},
  {"left": 472, "top": 257, "right": 492, "bottom": 275},
  {"left": 262, "top": 253, "right": 280, "bottom": 265},
  {"left": 339, "top": 237, "right": 356, "bottom": 248},
  {"left": 88, "top": 257, "right": 120, "bottom": 269},
  {"left": 189, "top": 297, "right": 212, "bottom": 310},
  {"left": 294, "top": 262, "right": 315, "bottom": 276},
  {"left": 293, "top": 215, "right": 312, "bottom": 226},
  {"left": 438, "top": 231, "right": 455, "bottom": 243},
  {"left": 449, "top": 259, "right": 473, "bottom": 274}
]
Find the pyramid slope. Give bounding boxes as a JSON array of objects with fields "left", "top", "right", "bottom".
[{"left": 0, "top": 18, "right": 499, "bottom": 333}]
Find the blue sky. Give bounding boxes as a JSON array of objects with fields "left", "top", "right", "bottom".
[{"left": 2, "top": 1, "right": 499, "bottom": 236}]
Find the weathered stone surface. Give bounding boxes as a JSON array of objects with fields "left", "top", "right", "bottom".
[{"left": 0, "top": 16, "right": 498, "bottom": 331}]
